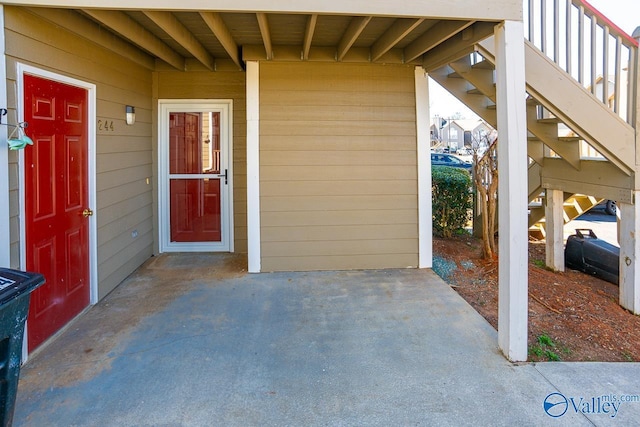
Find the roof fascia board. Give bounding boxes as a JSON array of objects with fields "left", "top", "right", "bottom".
[{"left": 0, "top": 0, "right": 523, "bottom": 22}]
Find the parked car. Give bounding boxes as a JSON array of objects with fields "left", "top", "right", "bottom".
[
  {"left": 431, "top": 152, "right": 473, "bottom": 171},
  {"left": 593, "top": 199, "right": 617, "bottom": 216},
  {"left": 604, "top": 200, "right": 617, "bottom": 216}
]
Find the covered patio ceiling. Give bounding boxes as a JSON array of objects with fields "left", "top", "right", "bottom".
[{"left": 23, "top": 7, "right": 500, "bottom": 71}]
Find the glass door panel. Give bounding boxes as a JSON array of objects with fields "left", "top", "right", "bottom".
[
  {"left": 170, "top": 178, "right": 221, "bottom": 242},
  {"left": 168, "top": 111, "right": 223, "bottom": 243}
]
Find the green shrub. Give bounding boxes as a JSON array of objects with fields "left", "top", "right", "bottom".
[{"left": 432, "top": 166, "right": 472, "bottom": 238}]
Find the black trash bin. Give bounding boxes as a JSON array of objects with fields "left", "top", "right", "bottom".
[
  {"left": 0, "top": 268, "right": 45, "bottom": 427},
  {"left": 565, "top": 228, "right": 619, "bottom": 285}
]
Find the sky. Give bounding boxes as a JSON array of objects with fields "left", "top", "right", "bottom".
[{"left": 429, "top": 0, "right": 640, "bottom": 119}]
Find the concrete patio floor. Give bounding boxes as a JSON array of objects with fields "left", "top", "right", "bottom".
[{"left": 13, "top": 254, "right": 640, "bottom": 426}]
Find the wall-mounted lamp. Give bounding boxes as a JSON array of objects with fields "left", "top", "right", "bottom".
[{"left": 125, "top": 105, "right": 135, "bottom": 125}]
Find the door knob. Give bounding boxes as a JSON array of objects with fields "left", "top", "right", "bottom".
[{"left": 82, "top": 209, "right": 94, "bottom": 217}]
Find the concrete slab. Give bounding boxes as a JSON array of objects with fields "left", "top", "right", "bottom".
[{"left": 13, "top": 254, "right": 640, "bottom": 426}]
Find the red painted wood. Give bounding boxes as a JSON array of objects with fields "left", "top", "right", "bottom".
[
  {"left": 169, "top": 113, "right": 222, "bottom": 242},
  {"left": 170, "top": 179, "right": 221, "bottom": 242},
  {"left": 579, "top": 0, "right": 638, "bottom": 46},
  {"left": 24, "top": 74, "right": 90, "bottom": 351}
]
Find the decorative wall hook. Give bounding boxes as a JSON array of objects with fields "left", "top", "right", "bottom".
[{"left": 2, "top": 121, "right": 32, "bottom": 150}]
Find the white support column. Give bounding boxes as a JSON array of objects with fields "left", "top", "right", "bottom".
[
  {"left": 246, "top": 61, "right": 261, "bottom": 273},
  {"left": 415, "top": 66, "right": 432, "bottom": 268},
  {"left": 495, "top": 21, "right": 529, "bottom": 362},
  {"left": 619, "top": 197, "right": 640, "bottom": 314},
  {"left": 0, "top": 6, "right": 10, "bottom": 267},
  {"left": 544, "top": 189, "right": 565, "bottom": 272}
]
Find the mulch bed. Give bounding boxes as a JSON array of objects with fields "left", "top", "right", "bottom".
[{"left": 433, "top": 235, "right": 640, "bottom": 362}]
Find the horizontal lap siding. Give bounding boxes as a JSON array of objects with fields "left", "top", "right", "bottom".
[
  {"left": 260, "top": 62, "right": 418, "bottom": 271},
  {"left": 4, "top": 7, "right": 154, "bottom": 298},
  {"left": 156, "top": 70, "right": 247, "bottom": 253}
]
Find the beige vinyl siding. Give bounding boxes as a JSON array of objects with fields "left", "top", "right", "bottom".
[
  {"left": 155, "top": 68, "right": 248, "bottom": 253},
  {"left": 260, "top": 62, "right": 418, "bottom": 271},
  {"left": 4, "top": 7, "right": 154, "bottom": 298}
]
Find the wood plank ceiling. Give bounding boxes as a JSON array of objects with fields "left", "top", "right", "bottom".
[{"left": 39, "top": 8, "right": 498, "bottom": 71}]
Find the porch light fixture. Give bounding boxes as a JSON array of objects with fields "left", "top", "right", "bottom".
[{"left": 125, "top": 105, "right": 135, "bottom": 125}]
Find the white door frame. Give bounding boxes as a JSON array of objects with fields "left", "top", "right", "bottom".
[
  {"left": 158, "top": 100, "right": 234, "bottom": 253},
  {"left": 17, "top": 64, "right": 98, "bottom": 358},
  {"left": 0, "top": 6, "right": 10, "bottom": 268}
]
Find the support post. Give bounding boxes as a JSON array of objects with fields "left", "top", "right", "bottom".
[
  {"left": 619, "top": 197, "right": 640, "bottom": 314},
  {"left": 620, "top": 29, "right": 640, "bottom": 313},
  {"left": 495, "top": 21, "right": 529, "bottom": 362},
  {"left": 246, "top": 61, "right": 261, "bottom": 273},
  {"left": 415, "top": 66, "right": 432, "bottom": 268},
  {"left": 544, "top": 189, "right": 565, "bottom": 272}
]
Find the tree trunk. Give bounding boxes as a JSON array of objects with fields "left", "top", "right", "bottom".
[
  {"left": 488, "top": 169, "right": 499, "bottom": 254},
  {"left": 473, "top": 139, "right": 498, "bottom": 259}
]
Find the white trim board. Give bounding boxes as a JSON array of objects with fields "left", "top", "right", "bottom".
[
  {"left": 415, "top": 66, "right": 432, "bottom": 269},
  {"left": 0, "top": 1, "right": 522, "bottom": 21},
  {"left": 0, "top": 6, "right": 10, "bottom": 267},
  {"left": 246, "top": 61, "right": 261, "bottom": 273}
]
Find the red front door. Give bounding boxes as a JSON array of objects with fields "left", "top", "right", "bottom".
[{"left": 24, "top": 74, "right": 90, "bottom": 351}]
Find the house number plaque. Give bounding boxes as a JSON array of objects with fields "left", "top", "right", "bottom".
[{"left": 97, "top": 119, "right": 115, "bottom": 132}]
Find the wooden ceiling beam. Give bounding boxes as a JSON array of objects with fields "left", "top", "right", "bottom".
[
  {"left": 28, "top": 8, "right": 155, "bottom": 70},
  {"left": 199, "top": 12, "right": 242, "bottom": 69},
  {"left": 422, "top": 21, "right": 495, "bottom": 71},
  {"left": 256, "top": 13, "right": 273, "bottom": 60},
  {"left": 337, "top": 16, "right": 372, "bottom": 61},
  {"left": 404, "top": 20, "right": 475, "bottom": 63},
  {"left": 143, "top": 10, "right": 216, "bottom": 70},
  {"left": 82, "top": 9, "right": 185, "bottom": 70},
  {"left": 371, "top": 18, "right": 424, "bottom": 62},
  {"left": 302, "top": 14, "right": 318, "bottom": 60}
]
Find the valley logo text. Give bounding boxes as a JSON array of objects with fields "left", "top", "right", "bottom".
[{"left": 543, "top": 392, "right": 640, "bottom": 418}]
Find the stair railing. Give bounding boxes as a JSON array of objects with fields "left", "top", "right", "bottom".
[{"left": 524, "top": 0, "right": 638, "bottom": 126}]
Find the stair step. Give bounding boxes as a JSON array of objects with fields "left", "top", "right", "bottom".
[
  {"left": 528, "top": 193, "right": 601, "bottom": 238},
  {"left": 447, "top": 71, "right": 462, "bottom": 79},
  {"left": 527, "top": 136, "right": 580, "bottom": 143},
  {"left": 529, "top": 224, "right": 546, "bottom": 239},
  {"left": 537, "top": 117, "right": 562, "bottom": 124},
  {"left": 471, "top": 60, "right": 494, "bottom": 70},
  {"left": 466, "top": 87, "right": 483, "bottom": 95},
  {"left": 559, "top": 136, "right": 580, "bottom": 142}
]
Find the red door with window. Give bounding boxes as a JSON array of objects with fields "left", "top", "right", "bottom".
[
  {"left": 24, "top": 74, "right": 90, "bottom": 351},
  {"left": 169, "top": 112, "right": 222, "bottom": 242}
]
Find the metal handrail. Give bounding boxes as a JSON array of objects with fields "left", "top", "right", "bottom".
[{"left": 525, "top": 0, "right": 638, "bottom": 126}]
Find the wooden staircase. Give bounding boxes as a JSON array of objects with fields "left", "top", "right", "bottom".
[
  {"left": 528, "top": 193, "right": 602, "bottom": 239},
  {"left": 428, "top": 0, "right": 638, "bottom": 237}
]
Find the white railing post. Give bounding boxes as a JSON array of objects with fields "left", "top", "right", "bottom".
[{"left": 524, "top": 0, "right": 638, "bottom": 126}]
